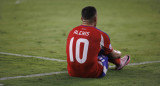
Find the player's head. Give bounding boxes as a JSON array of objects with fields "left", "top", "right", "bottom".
[{"left": 81, "top": 6, "right": 97, "bottom": 26}]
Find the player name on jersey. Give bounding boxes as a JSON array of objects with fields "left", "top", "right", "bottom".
[{"left": 73, "top": 30, "right": 90, "bottom": 36}]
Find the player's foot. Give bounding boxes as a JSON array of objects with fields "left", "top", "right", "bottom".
[{"left": 115, "top": 55, "right": 130, "bottom": 70}]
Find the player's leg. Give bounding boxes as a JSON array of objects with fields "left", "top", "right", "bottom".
[
  {"left": 100, "top": 49, "right": 121, "bottom": 69},
  {"left": 108, "top": 50, "right": 130, "bottom": 70},
  {"left": 98, "top": 54, "right": 109, "bottom": 77},
  {"left": 115, "top": 55, "right": 130, "bottom": 70}
]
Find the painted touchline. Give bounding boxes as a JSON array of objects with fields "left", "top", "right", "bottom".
[
  {"left": 0, "top": 52, "right": 66, "bottom": 62},
  {"left": 0, "top": 60, "right": 160, "bottom": 80}
]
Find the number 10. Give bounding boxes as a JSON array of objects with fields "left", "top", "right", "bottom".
[{"left": 69, "top": 37, "right": 89, "bottom": 64}]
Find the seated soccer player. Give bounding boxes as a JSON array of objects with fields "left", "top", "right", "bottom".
[{"left": 66, "top": 6, "right": 130, "bottom": 78}]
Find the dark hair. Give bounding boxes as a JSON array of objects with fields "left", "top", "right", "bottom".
[{"left": 81, "top": 6, "right": 97, "bottom": 20}]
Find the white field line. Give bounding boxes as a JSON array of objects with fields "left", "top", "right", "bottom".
[
  {"left": 15, "top": 0, "right": 21, "bottom": 4},
  {"left": 0, "top": 52, "right": 66, "bottom": 62},
  {"left": 127, "top": 60, "right": 160, "bottom": 66},
  {"left": 0, "top": 60, "right": 160, "bottom": 81},
  {"left": 15, "top": 0, "right": 25, "bottom": 4},
  {"left": 0, "top": 84, "right": 4, "bottom": 86},
  {"left": 0, "top": 71, "right": 67, "bottom": 81},
  {"left": 109, "top": 60, "right": 160, "bottom": 68}
]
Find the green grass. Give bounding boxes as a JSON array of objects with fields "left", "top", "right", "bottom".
[
  {"left": 0, "top": 0, "right": 160, "bottom": 86},
  {"left": 0, "top": 63, "right": 160, "bottom": 86},
  {"left": 0, "top": 55, "right": 67, "bottom": 77}
]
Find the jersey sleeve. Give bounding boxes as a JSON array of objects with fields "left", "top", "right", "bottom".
[{"left": 100, "top": 31, "right": 113, "bottom": 55}]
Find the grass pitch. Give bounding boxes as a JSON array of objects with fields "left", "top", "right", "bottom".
[{"left": 0, "top": 0, "right": 160, "bottom": 86}]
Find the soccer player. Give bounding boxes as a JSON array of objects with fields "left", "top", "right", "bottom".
[{"left": 66, "top": 6, "right": 130, "bottom": 78}]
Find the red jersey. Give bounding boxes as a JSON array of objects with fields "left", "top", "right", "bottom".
[{"left": 66, "top": 25, "right": 113, "bottom": 78}]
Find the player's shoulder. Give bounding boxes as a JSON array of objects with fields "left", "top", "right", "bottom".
[
  {"left": 94, "top": 27, "right": 110, "bottom": 40},
  {"left": 92, "top": 27, "right": 110, "bottom": 36}
]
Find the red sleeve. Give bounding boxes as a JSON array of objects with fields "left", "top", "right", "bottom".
[{"left": 100, "top": 31, "right": 113, "bottom": 55}]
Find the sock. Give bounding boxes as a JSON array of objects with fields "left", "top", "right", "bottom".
[{"left": 108, "top": 58, "right": 121, "bottom": 66}]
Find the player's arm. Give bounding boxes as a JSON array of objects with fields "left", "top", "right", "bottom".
[{"left": 101, "top": 32, "right": 121, "bottom": 59}]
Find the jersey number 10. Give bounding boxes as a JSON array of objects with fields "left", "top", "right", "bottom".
[{"left": 69, "top": 37, "right": 89, "bottom": 64}]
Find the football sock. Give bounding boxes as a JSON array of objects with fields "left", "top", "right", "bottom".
[{"left": 108, "top": 58, "right": 121, "bottom": 66}]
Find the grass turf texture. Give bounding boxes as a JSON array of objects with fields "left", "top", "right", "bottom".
[
  {"left": 0, "top": 0, "right": 160, "bottom": 86},
  {"left": 0, "top": 63, "right": 160, "bottom": 86},
  {"left": 0, "top": 55, "right": 67, "bottom": 78}
]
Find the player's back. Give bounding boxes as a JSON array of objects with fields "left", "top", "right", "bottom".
[{"left": 66, "top": 25, "right": 103, "bottom": 78}]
